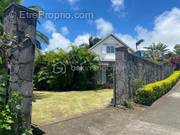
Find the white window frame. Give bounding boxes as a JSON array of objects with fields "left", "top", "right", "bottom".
[{"left": 106, "top": 46, "right": 115, "bottom": 54}]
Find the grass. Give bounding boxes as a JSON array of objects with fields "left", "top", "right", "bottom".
[{"left": 32, "top": 89, "right": 112, "bottom": 125}]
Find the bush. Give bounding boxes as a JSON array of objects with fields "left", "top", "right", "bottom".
[
  {"left": 34, "top": 46, "right": 100, "bottom": 91},
  {"left": 0, "top": 91, "right": 32, "bottom": 135},
  {"left": 0, "top": 69, "right": 32, "bottom": 135},
  {"left": 135, "top": 71, "right": 180, "bottom": 105}
]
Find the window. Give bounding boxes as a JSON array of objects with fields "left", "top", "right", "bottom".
[{"left": 107, "top": 46, "right": 115, "bottom": 54}]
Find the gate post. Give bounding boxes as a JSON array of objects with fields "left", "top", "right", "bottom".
[
  {"left": 114, "top": 46, "right": 130, "bottom": 105},
  {"left": 3, "top": 4, "right": 38, "bottom": 128}
]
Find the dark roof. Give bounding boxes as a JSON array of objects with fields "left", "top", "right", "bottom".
[{"left": 89, "top": 34, "right": 134, "bottom": 52}]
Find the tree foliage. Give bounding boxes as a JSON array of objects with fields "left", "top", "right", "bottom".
[
  {"left": 174, "top": 44, "right": 180, "bottom": 56},
  {"left": 0, "top": 91, "right": 32, "bottom": 135},
  {"left": 0, "top": 33, "right": 32, "bottom": 135},
  {"left": 89, "top": 36, "right": 101, "bottom": 48},
  {"left": 34, "top": 46, "right": 100, "bottom": 90},
  {"left": 144, "top": 43, "right": 169, "bottom": 63}
]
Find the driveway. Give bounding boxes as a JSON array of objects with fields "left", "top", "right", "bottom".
[{"left": 35, "top": 81, "right": 180, "bottom": 135}]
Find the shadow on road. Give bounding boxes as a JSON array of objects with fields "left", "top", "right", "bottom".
[{"left": 32, "top": 124, "right": 45, "bottom": 135}]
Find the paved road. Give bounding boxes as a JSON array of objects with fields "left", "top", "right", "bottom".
[
  {"left": 37, "top": 81, "right": 180, "bottom": 135},
  {"left": 121, "top": 81, "right": 180, "bottom": 135}
]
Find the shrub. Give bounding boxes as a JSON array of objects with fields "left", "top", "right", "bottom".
[
  {"left": 135, "top": 71, "right": 180, "bottom": 105},
  {"left": 0, "top": 67, "right": 32, "bottom": 135},
  {"left": 0, "top": 91, "right": 32, "bottom": 135},
  {"left": 124, "top": 100, "right": 134, "bottom": 109},
  {"left": 34, "top": 46, "right": 100, "bottom": 91}
]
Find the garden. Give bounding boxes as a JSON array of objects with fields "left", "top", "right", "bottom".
[{"left": 0, "top": 1, "right": 180, "bottom": 135}]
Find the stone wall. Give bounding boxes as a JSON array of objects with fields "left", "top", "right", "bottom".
[
  {"left": 113, "top": 47, "right": 174, "bottom": 105},
  {"left": 3, "top": 4, "right": 37, "bottom": 128}
]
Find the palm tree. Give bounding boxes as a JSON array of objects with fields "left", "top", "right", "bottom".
[
  {"left": 174, "top": 44, "right": 180, "bottom": 56},
  {"left": 144, "top": 43, "right": 169, "bottom": 62},
  {"left": 145, "top": 43, "right": 169, "bottom": 53}
]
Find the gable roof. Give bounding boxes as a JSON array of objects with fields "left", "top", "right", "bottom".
[{"left": 89, "top": 34, "right": 134, "bottom": 52}]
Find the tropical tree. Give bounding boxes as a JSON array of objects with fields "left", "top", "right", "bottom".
[
  {"left": 144, "top": 43, "right": 169, "bottom": 63},
  {"left": 89, "top": 36, "right": 101, "bottom": 48},
  {"left": 174, "top": 44, "right": 180, "bottom": 56},
  {"left": 34, "top": 45, "right": 100, "bottom": 90},
  {"left": 79, "top": 43, "right": 89, "bottom": 49}
]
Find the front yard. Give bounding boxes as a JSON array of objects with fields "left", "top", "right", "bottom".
[{"left": 32, "top": 89, "right": 112, "bottom": 125}]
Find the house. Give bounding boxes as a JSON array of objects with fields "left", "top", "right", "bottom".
[
  {"left": 89, "top": 34, "right": 134, "bottom": 87},
  {"left": 170, "top": 56, "right": 180, "bottom": 70}
]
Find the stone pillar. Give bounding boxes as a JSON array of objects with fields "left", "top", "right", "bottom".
[
  {"left": 3, "top": 4, "right": 37, "bottom": 128},
  {"left": 114, "top": 46, "right": 130, "bottom": 105}
]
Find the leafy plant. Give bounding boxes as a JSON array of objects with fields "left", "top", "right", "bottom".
[
  {"left": 174, "top": 44, "right": 180, "bottom": 56},
  {"left": 132, "top": 78, "right": 145, "bottom": 90},
  {"left": 0, "top": 91, "right": 32, "bottom": 135},
  {"left": 135, "top": 71, "right": 180, "bottom": 105},
  {"left": 124, "top": 100, "right": 134, "bottom": 109},
  {"left": 34, "top": 46, "right": 100, "bottom": 90},
  {"left": 0, "top": 32, "right": 32, "bottom": 135},
  {"left": 89, "top": 36, "right": 101, "bottom": 48},
  {"left": 144, "top": 43, "right": 169, "bottom": 63}
]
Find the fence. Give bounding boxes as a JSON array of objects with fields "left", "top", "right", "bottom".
[{"left": 113, "top": 46, "right": 174, "bottom": 105}]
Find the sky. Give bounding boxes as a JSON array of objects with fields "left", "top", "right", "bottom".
[{"left": 22, "top": 0, "right": 180, "bottom": 51}]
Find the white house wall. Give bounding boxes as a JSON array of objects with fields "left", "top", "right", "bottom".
[{"left": 91, "top": 36, "right": 125, "bottom": 62}]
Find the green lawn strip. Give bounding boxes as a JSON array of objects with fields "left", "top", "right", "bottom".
[{"left": 32, "top": 89, "right": 112, "bottom": 125}]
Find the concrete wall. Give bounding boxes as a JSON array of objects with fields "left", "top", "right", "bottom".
[{"left": 113, "top": 47, "right": 174, "bottom": 105}]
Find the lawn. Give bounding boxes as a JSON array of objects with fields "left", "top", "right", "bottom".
[{"left": 32, "top": 89, "right": 112, "bottom": 125}]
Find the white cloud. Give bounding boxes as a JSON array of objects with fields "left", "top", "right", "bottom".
[
  {"left": 135, "top": 7, "right": 180, "bottom": 50},
  {"left": 116, "top": 33, "right": 137, "bottom": 50},
  {"left": 112, "top": 8, "right": 180, "bottom": 51},
  {"left": 43, "top": 20, "right": 56, "bottom": 33},
  {"left": 46, "top": 32, "right": 71, "bottom": 51},
  {"left": 65, "top": 0, "right": 79, "bottom": 10},
  {"left": 67, "top": 0, "right": 79, "bottom": 5},
  {"left": 95, "top": 18, "right": 114, "bottom": 37},
  {"left": 44, "top": 8, "right": 180, "bottom": 52},
  {"left": 43, "top": 21, "right": 71, "bottom": 51},
  {"left": 74, "top": 33, "right": 90, "bottom": 45},
  {"left": 111, "top": 0, "right": 124, "bottom": 12},
  {"left": 61, "top": 26, "right": 69, "bottom": 35}
]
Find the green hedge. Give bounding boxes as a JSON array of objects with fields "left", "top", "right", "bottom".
[
  {"left": 34, "top": 46, "right": 100, "bottom": 91},
  {"left": 135, "top": 71, "right": 180, "bottom": 105}
]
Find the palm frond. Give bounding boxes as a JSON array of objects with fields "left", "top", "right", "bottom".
[
  {"left": 28, "top": 5, "right": 44, "bottom": 14},
  {"left": 35, "top": 40, "right": 42, "bottom": 49},
  {"left": 28, "top": 5, "right": 44, "bottom": 24},
  {"left": 36, "top": 31, "right": 49, "bottom": 45},
  {"left": 0, "top": 22, "right": 3, "bottom": 34}
]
